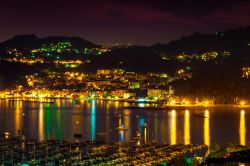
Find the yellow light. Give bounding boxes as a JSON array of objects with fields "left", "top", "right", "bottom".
[
  {"left": 204, "top": 100, "right": 209, "bottom": 106},
  {"left": 178, "top": 69, "right": 184, "bottom": 74},
  {"left": 170, "top": 99, "right": 176, "bottom": 105},
  {"left": 240, "top": 101, "right": 246, "bottom": 106},
  {"left": 184, "top": 110, "right": 190, "bottom": 145},
  {"left": 170, "top": 110, "right": 176, "bottom": 145},
  {"left": 32, "top": 93, "right": 36, "bottom": 97},
  {"left": 239, "top": 110, "right": 246, "bottom": 145},
  {"left": 39, "top": 94, "right": 44, "bottom": 98},
  {"left": 15, "top": 101, "right": 22, "bottom": 136},
  {"left": 123, "top": 109, "right": 130, "bottom": 141},
  {"left": 38, "top": 103, "right": 44, "bottom": 141},
  {"left": 204, "top": 110, "right": 210, "bottom": 149},
  {"left": 4, "top": 132, "right": 10, "bottom": 139},
  {"left": 184, "top": 100, "right": 190, "bottom": 106},
  {"left": 144, "top": 125, "right": 147, "bottom": 143}
]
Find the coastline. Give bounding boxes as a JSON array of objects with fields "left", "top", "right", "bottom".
[{"left": 0, "top": 97, "right": 249, "bottom": 109}]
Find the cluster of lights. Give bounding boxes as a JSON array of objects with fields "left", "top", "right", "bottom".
[
  {"left": 2, "top": 41, "right": 110, "bottom": 68},
  {"left": 6, "top": 48, "right": 22, "bottom": 57},
  {"left": 31, "top": 42, "right": 110, "bottom": 56},
  {"left": 31, "top": 42, "right": 72, "bottom": 53},
  {"left": 5, "top": 57, "right": 44, "bottom": 64},
  {"left": 168, "top": 98, "right": 214, "bottom": 107},
  {"left": 242, "top": 67, "right": 250, "bottom": 78},
  {"left": 25, "top": 75, "right": 39, "bottom": 87},
  {"left": 65, "top": 72, "right": 85, "bottom": 81},
  {"left": 239, "top": 100, "right": 248, "bottom": 107},
  {"left": 201, "top": 51, "right": 218, "bottom": 61},
  {"left": 182, "top": 99, "right": 190, "bottom": 106},
  {"left": 176, "top": 68, "right": 192, "bottom": 79},
  {"left": 175, "top": 51, "right": 230, "bottom": 62}
]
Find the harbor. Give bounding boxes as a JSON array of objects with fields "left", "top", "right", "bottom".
[{"left": 0, "top": 137, "right": 208, "bottom": 166}]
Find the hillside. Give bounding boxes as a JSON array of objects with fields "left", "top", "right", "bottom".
[
  {"left": 1, "top": 27, "right": 250, "bottom": 102},
  {"left": 1, "top": 27, "right": 250, "bottom": 72}
]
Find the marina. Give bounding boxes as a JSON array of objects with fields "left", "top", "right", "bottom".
[{"left": 0, "top": 138, "right": 207, "bottom": 166}]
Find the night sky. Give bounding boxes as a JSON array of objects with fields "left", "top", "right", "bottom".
[{"left": 1, "top": 0, "right": 250, "bottom": 45}]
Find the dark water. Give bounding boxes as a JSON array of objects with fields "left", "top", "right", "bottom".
[{"left": 0, "top": 99, "right": 249, "bottom": 147}]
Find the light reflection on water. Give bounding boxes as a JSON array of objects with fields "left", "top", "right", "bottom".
[
  {"left": 15, "top": 100, "right": 22, "bottom": 136},
  {"left": 0, "top": 100, "right": 248, "bottom": 147},
  {"left": 169, "top": 110, "right": 176, "bottom": 145},
  {"left": 38, "top": 103, "right": 44, "bottom": 141},
  {"left": 204, "top": 110, "right": 210, "bottom": 147},
  {"left": 240, "top": 110, "right": 246, "bottom": 146},
  {"left": 91, "top": 100, "right": 96, "bottom": 141},
  {"left": 184, "top": 110, "right": 190, "bottom": 145}
]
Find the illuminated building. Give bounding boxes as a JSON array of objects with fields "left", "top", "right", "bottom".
[
  {"left": 85, "top": 80, "right": 111, "bottom": 89},
  {"left": 97, "top": 69, "right": 112, "bottom": 75},
  {"left": 201, "top": 51, "right": 218, "bottom": 61},
  {"left": 242, "top": 67, "right": 250, "bottom": 78},
  {"left": 96, "top": 69, "right": 124, "bottom": 76},
  {"left": 129, "top": 81, "right": 140, "bottom": 89},
  {"left": 123, "top": 92, "right": 136, "bottom": 99},
  {"left": 147, "top": 86, "right": 173, "bottom": 100},
  {"left": 160, "top": 73, "right": 168, "bottom": 78},
  {"left": 111, "top": 89, "right": 128, "bottom": 98},
  {"left": 112, "top": 69, "right": 124, "bottom": 75}
]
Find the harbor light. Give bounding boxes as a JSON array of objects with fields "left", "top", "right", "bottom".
[
  {"left": 138, "top": 98, "right": 148, "bottom": 102},
  {"left": 170, "top": 99, "right": 176, "bottom": 105},
  {"left": 202, "top": 100, "right": 212, "bottom": 107},
  {"left": 240, "top": 100, "right": 246, "bottom": 107},
  {"left": 4, "top": 132, "right": 10, "bottom": 139},
  {"left": 183, "top": 99, "right": 190, "bottom": 106}
]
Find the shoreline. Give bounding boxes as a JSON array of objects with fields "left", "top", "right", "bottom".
[
  {"left": 124, "top": 104, "right": 250, "bottom": 110},
  {"left": 0, "top": 97, "right": 249, "bottom": 108}
]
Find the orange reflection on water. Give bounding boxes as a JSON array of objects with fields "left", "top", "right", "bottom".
[
  {"left": 153, "top": 113, "right": 158, "bottom": 140},
  {"left": 123, "top": 109, "right": 130, "bottom": 141},
  {"left": 114, "top": 101, "right": 119, "bottom": 109},
  {"left": 204, "top": 110, "right": 210, "bottom": 147},
  {"left": 239, "top": 110, "right": 246, "bottom": 146},
  {"left": 144, "top": 125, "right": 147, "bottom": 143},
  {"left": 170, "top": 110, "right": 176, "bottom": 145},
  {"left": 38, "top": 103, "right": 44, "bottom": 141},
  {"left": 15, "top": 101, "right": 23, "bottom": 136},
  {"left": 184, "top": 110, "right": 190, "bottom": 145}
]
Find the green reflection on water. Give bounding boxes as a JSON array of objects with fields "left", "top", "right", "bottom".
[
  {"left": 44, "top": 104, "right": 62, "bottom": 140},
  {"left": 91, "top": 100, "right": 96, "bottom": 141}
]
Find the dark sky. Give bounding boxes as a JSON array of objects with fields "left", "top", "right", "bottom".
[{"left": 1, "top": 0, "right": 250, "bottom": 45}]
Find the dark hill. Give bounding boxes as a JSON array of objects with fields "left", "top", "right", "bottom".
[
  {"left": 152, "top": 26, "right": 250, "bottom": 57},
  {"left": 0, "top": 34, "right": 97, "bottom": 50}
]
